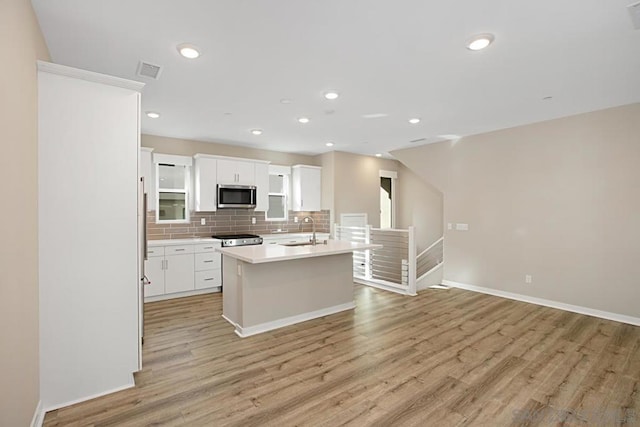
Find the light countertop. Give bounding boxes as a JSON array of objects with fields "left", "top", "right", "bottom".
[
  {"left": 148, "top": 238, "right": 217, "bottom": 247},
  {"left": 217, "top": 240, "right": 382, "bottom": 264},
  {"left": 148, "top": 233, "right": 330, "bottom": 247}
]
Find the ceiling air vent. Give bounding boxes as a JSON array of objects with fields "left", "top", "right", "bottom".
[
  {"left": 628, "top": 1, "right": 640, "bottom": 30},
  {"left": 136, "top": 61, "right": 163, "bottom": 80}
]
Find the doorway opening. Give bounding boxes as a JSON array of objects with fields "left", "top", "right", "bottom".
[{"left": 379, "top": 170, "right": 397, "bottom": 229}]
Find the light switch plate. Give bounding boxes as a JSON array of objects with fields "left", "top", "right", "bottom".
[
  {"left": 251, "top": 217, "right": 256, "bottom": 225},
  {"left": 447, "top": 223, "right": 452, "bottom": 230}
]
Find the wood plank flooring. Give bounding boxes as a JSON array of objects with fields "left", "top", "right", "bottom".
[{"left": 43, "top": 286, "right": 640, "bottom": 426}]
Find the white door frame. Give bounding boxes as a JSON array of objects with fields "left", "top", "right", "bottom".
[{"left": 379, "top": 170, "right": 397, "bottom": 228}]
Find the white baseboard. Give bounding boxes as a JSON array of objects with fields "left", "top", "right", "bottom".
[
  {"left": 31, "top": 400, "right": 44, "bottom": 427},
  {"left": 42, "top": 376, "right": 136, "bottom": 413},
  {"left": 235, "top": 302, "right": 356, "bottom": 337},
  {"left": 443, "top": 280, "right": 640, "bottom": 326},
  {"left": 144, "top": 287, "right": 220, "bottom": 303}
]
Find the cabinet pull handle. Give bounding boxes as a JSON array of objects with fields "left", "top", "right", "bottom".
[
  {"left": 175, "top": 248, "right": 185, "bottom": 251},
  {"left": 204, "top": 260, "right": 213, "bottom": 263},
  {"left": 204, "top": 278, "right": 214, "bottom": 281},
  {"left": 203, "top": 246, "right": 213, "bottom": 249}
]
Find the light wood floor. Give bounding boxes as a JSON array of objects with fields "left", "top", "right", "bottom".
[{"left": 44, "top": 286, "right": 639, "bottom": 426}]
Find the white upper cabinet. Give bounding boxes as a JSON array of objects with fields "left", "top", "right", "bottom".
[
  {"left": 292, "top": 165, "right": 322, "bottom": 211},
  {"left": 217, "top": 159, "right": 255, "bottom": 185},
  {"left": 194, "top": 155, "right": 218, "bottom": 212},
  {"left": 254, "top": 162, "right": 269, "bottom": 212},
  {"left": 140, "top": 147, "right": 155, "bottom": 211},
  {"left": 193, "top": 154, "right": 271, "bottom": 212}
]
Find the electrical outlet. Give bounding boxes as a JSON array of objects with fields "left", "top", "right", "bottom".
[
  {"left": 525, "top": 275, "right": 532, "bottom": 284},
  {"left": 251, "top": 217, "right": 256, "bottom": 225},
  {"left": 200, "top": 218, "right": 206, "bottom": 225},
  {"left": 294, "top": 217, "right": 298, "bottom": 223}
]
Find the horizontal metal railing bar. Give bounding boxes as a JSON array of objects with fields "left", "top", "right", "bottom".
[
  {"left": 370, "top": 228, "right": 409, "bottom": 234},
  {"left": 370, "top": 266, "right": 403, "bottom": 276},
  {"left": 372, "top": 273, "right": 403, "bottom": 283},
  {"left": 371, "top": 265, "right": 403, "bottom": 274},
  {"left": 370, "top": 235, "right": 409, "bottom": 243},
  {"left": 369, "top": 241, "right": 409, "bottom": 250},
  {"left": 370, "top": 257, "right": 405, "bottom": 267}
]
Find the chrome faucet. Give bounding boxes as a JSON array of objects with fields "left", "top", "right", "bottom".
[{"left": 303, "top": 216, "right": 317, "bottom": 245}]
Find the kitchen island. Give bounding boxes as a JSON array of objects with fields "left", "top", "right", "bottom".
[{"left": 218, "top": 240, "right": 381, "bottom": 337}]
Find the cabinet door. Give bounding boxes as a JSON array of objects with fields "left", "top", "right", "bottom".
[
  {"left": 144, "top": 256, "right": 165, "bottom": 297},
  {"left": 164, "top": 253, "right": 195, "bottom": 294},
  {"left": 195, "top": 157, "right": 217, "bottom": 211},
  {"left": 292, "top": 166, "right": 322, "bottom": 211},
  {"left": 235, "top": 160, "right": 255, "bottom": 185},
  {"left": 217, "top": 159, "right": 256, "bottom": 185},
  {"left": 217, "top": 159, "right": 238, "bottom": 184},
  {"left": 254, "top": 163, "right": 269, "bottom": 211},
  {"left": 140, "top": 148, "right": 155, "bottom": 211}
]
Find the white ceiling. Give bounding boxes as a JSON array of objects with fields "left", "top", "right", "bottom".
[{"left": 32, "top": 0, "right": 640, "bottom": 157}]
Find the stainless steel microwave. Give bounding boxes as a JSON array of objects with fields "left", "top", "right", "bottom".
[{"left": 217, "top": 184, "right": 257, "bottom": 209}]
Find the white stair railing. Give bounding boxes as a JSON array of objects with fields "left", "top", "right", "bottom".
[
  {"left": 416, "top": 236, "right": 444, "bottom": 280},
  {"left": 335, "top": 224, "right": 415, "bottom": 295}
]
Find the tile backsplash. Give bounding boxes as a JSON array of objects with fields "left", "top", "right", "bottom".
[{"left": 147, "top": 209, "right": 330, "bottom": 240}]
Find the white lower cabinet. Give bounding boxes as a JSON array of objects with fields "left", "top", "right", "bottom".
[
  {"left": 145, "top": 255, "right": 166, "bottom": 297},
  {"left": 145, "top": 240, "right": 221, "bottom": 302},
  {"left": 194, "top": 243, "right": 222, "bottom": 289},
  {"left": 164, "top": 253, "right": 195, "bottom": 294}
]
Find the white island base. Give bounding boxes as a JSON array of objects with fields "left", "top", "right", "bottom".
[{"left": 222, "top": 253, "right": 354, "bottom": 337}]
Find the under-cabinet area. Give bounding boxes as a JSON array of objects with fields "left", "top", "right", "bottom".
[{"left": 145, "top": 239, "right": 222, "bottom": 302}]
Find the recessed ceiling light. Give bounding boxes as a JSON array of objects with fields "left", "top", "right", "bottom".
[
  {"left": 375, "top": 153, "right": 382, "bottom": 157},
  {"left": 250, "top": 129, "right": 263, "bottom": 135},
  {"left": 298, "top": 117, "right": 310, "bottom": 124},
  {"left": 362, "top": 113, "right": 388, "bottom": 119},
  {"left": 326, "top": 142, "right": 334, "bottom": 147},
  {"left": 324, "top": 91, "right": 339, "bottom": 100},
  {"left": 146, "top": 111, "right": 160, "bottom": 119},
  {"left": 466, "top": 34, "right": 495, "bottom": 51},
  {"left": 177, "top": 43, "right": 200, "bottom": 59},
  {"left": 409, "top": 118, "right": 421, "bottom": 124},
  {"left": 280, "top": 98, "right": 292, "bottom": 104}
]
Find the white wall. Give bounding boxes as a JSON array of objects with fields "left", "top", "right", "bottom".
[{"left": 38, "top": 66, "right": 141, "bottom": 409}]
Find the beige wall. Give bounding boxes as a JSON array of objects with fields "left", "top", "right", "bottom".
[
  {"left": 318, "top": 151, "right": 442, "bottom": 249},
  {"left": 396, "top": 164, "right": 443, "bottom": 253},
  {"left": 331, "top": 151, "right": 401, "bottom": 228},
  {"left": 142, "top": 134, "right": 318, "bottom": 166},
  {"left": 318, "top": 152, "right": 335, "bottom": 223},
  {"left": 392, "top": 103, "right": 640, "bottom": 318},
  {"left": 0, "top": 0, "right": 50, "bottom": 425}
]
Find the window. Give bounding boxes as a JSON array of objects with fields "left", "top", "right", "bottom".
[
  {"left": 266, "top": 173, "right": 288, "bottom": 221},
  {"left": 154, "top": 154, "right": 192, "bottom": 223}
]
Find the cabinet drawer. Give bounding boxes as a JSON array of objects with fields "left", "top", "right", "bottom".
[
  {"left": 165, "top": 245, "right": 194, "bottom": 255},
  {"left": 195, "top": 242, "right": 219, "bottom": 253},
  {"left": 195, "top": 269, "right": 221, "bottom": 289},
  {"left": 147, "top": 246, "right": 165, "bottom": 257},
  {"left": 195, "top": 252, "right": 221, "bottom": 271}
]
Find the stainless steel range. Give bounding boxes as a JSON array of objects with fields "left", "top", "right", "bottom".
[{"left": 212, "top": 233, "right": 263, "bottom": 247}]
